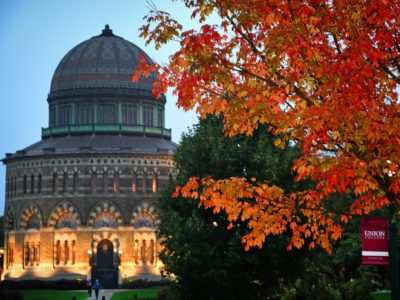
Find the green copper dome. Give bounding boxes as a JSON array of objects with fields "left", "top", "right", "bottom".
[
  {"left": 50, "top": 25, "right": 157, "bottom": 92},
  {"left": 43, "top": 25, "right": 170, "bottom": 139}
]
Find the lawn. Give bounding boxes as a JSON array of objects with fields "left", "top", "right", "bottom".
[
  {"left": 110, "top": 288, "right": 160, "bottom": 300},
  {"left": 22, "top": 290, "right": 87, "bottom": 300},
  {"left": 371, "top": 292, "right": 391, "bottom": 300},
  {"left": 20, "top": 288, "right": 160, "bottom": 300}
]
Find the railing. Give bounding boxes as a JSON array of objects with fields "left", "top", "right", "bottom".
[{"left": 42, "top": 124, "right": 171, "bottom": 139}]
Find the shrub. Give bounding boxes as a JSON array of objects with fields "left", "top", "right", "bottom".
[
  {"left": 0, "top": 289, "right": 23, "bottom": 300},
  {"left": 0, "top": 278, "right": 86, "bottom": 290},
  {"left": 121, "top": 279, "right": 169, "bottom": 289}
]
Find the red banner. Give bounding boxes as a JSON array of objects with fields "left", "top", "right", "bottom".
[{"left": 362, "top": 218, "right": 389, "bottom": 265}]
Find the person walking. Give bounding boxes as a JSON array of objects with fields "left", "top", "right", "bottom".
[
  {"left": 93, "top": 279, "right": 102, "bottom": 300},
  {"left": 86, "top": 280, "right": 92, "bottom": 297}
]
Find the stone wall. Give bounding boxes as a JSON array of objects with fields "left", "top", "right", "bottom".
[{"left": 3, "top": 152, "right": 175, "bottom": 281}]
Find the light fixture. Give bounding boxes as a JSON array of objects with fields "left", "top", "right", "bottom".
[
  {"left": 118, "top": 249, "right": 123, "bottom": 255},
  {"left": 87, "top": 249, "right": 92, "bottom": 255}
]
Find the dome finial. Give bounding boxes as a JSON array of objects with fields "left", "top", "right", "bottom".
[{"left": 101, "top": 24, "right": 113, "bottom": 36}]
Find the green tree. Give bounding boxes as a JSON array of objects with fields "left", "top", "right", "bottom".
[
  {"left": 158, "top": 116, "right": 305, "bottom": 299},
  {"left": 287, "top": 216, "right": 387, "bottom": 300},
  {"left": 158, "top": 117, "right": 387, "bottom": 299}
]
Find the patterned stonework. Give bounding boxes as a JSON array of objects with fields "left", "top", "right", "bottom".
[
  {"left": 2, "top": 26, "right": 177, "bottom": 285},
  {"left": 3, "top": 153, "right": 175, "bottom": 283}
]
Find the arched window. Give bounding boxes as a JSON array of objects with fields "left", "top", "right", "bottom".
[
  {"left": 97, "top": 103, "right": 116, "bottom": 124},
  {"left": 34, "top": 242, "right": 40, "bottom": 265},
  {"left": 141, "top": 240, "right": 147, "bottom": 264},
  {"left": 77, "top": 103, "right": 93, "bottom": 124},
  {"left": 13, "top": 176, "right": 16, "bottom": 196},
  {"left": 143, "top": 105, "right": 154, "bottom": 126},
  {"left": 53, "top": 173, "right": 58, "bottom": 193},
  {"left": 122, "top": 103, "right": 137, "bottom": 125},
  {"left": 131, "top": 174, "right": 137, "bottom": 192},
  {"left": 7, "top": 243, "right": 14, "bottom": 267},
  {"left": 21, "top": 204, "right": 42, "bottom": 229},
  {"left": 63, "top": 172, "right": 68, "bottom": 193},
  {"left": 37, "top": 174, "right": 42, "bottom": 194},
  {"left": 9, "top": 177, "right": 13, "bottom": 197},
  {"left": 26, "top": 214, "right": 41, "bottom": 230},
  {"left": 24, "top": 243, "right": 30, "bottom": 266},
  {"left": 134, "top": 240, "right": 139, "bottom": 265},
  {"left": 113, "top": 172, "right": 119, "bottom": 192},
  {"left": 93, "top": 212, "right": 118, "bottom": 228},
  {"left": 152, "top": 174, "right": 157, "bottom": 193},
  {"left": 142, "top": 174, "right": 147, "bottom": 193},
  {"left": 6, "top": 177, "right": 10, "bottom": 197},
  {"left": 64, "top": 241, "right": 69, "bottom": 265},
  {"left": 148, "top": 239, "right": 155, "bottom": 265},
  {"left": 50, "top": 106, "right": 57, "bottom": 126},
  {"left": 157, "top": 107, "right": 164, "bottom": 127},
  {"left": 133, "top": 213, "right": 155, "bottom": 229},
  {"left": 102, "top": 173, "right": 108, "bottom": 193},
  {"left": 55, "top": 213, "right": 77, "bottom": 229},
  {"left": 29, "top": 243, "right": 35, "bottom": 266},
  {"left": 73, "top": 172, "right": 79, "bottom": 193},
  {"left": 23, "top": 175, "right": 27, "bottom": 194},
  {"left": 59, "top": 104, "right": 71, "bottom": 126},
  {"left": 71, "top": 241, "right": 76, "bottom": 264},
  {"left": 30, "top": 174, "right": 35, "bottom": 194},
  {"left": 55, "top": 240, "right": 61, "bottom": 265},
  {"left": 5, "top": 207, "right": 15, "bottom": 230},
  {"left": 91, "top": 172, "right": 97, "bottom": 193}
]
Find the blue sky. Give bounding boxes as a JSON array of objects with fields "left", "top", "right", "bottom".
[{"left": 0, "top": 0, "right": 201, "bottom": 215}]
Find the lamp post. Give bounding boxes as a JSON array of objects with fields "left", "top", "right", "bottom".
[
  {"left": 118, "top": 249, "right": 123, "bottom": 265},
  {"left": 87, "top": 249, "right": 93, "bottom": 265}
]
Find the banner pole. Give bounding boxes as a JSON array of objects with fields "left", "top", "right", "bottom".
[{"left": 389, "top": 206, "right": 399, "bottom": 300}]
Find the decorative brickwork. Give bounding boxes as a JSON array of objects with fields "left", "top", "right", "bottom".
[{"left": 2, "top": 26, "right": 177, "bottom": 284}]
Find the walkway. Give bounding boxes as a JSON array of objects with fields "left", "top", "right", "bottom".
[{"left": 86, "top": 289, "right": 116, "bottom": 300}]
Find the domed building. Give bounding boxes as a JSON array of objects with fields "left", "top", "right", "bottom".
[{"left": 2, "top": 25, "right": 177, "bottom": 287}]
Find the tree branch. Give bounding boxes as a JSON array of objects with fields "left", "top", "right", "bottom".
[{"left": 379, "top": 61, "right": 400, "bottom": 83}]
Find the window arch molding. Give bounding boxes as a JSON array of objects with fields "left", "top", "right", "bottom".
[
  {"left": 5, "top": 206, "right": 16, "bottom": 230},
  {"left": 48, "top": 201, "right": 81, "bottom": 228},
  {"left": 87, "top": 201, "right": 123, "bottom": 228},
  {"left": 131, "top": 202, "right": 159, "bottom": 228},
  {"left": 20, "top": 203, "right": 42, "bottom": 230}
]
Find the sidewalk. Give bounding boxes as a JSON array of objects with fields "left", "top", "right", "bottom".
[{"left": 87, "top": 289, "right": 115, "bottom": 300}]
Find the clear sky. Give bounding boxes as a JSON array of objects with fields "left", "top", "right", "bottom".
[{"left": 0, "top": 0, "right": 201, "bottom": 215}]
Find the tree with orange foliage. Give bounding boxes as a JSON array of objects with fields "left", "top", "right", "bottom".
[{"left": 133, "top": 0, "right": 400, "bottom": 253}]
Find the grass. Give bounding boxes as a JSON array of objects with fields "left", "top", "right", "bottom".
[
  {"left": 371, "top": 291, "right": 391, "bottom": 300},
  {"left": 21, "top": 288, "right": 161, "bottom": 300},
  {"left": 110, "top": 288, "right": 160, "bottom": 300},
  {"left": 22, "top": 290, "right": 87, "bottom": 300}
]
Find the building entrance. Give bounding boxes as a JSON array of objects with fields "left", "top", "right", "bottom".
[{"left": 91, "top": 239, "right": 118, "bottom": 288}]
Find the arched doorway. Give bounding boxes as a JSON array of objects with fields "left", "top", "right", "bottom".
[{"left": 91, "top": 239, "right": 118, "bottom": 288}]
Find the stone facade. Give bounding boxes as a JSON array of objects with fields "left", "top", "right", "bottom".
[{"left": 2, "top": 25, "right": 177, "bottom": 286}]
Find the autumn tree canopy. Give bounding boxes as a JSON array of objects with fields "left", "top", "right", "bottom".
[
  {"left": 133, "top": 0, "right": 400, "bottom": 252},
  {"left": 158, "top": 116, "right": 305, "bottom": 299}
]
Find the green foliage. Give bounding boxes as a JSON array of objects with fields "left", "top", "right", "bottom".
[
  {"left": 174, "top": 116, "right": 300, "bottom": 187},
  {"left": 120, "top": 279, "right": 167, "bottom": 289},
  {"left": 371, "top": 292, "right": 391, "bottom": 300},
  {"left": 158, "top": 116, "right": 388, "bottom": 299},
  {"left": 110, "top": 289, "right": 159, "bottom": 300},
  {"left": 0, "top": 289, "right": 22, "bottom": 300},
  {"left": 0, "top": 279, "right": 86, "bottom": 290},
  {"left": 286, "top": 218, "right": 388, "bottom": 299},
  {"left": 158, "top": 116, "right": 305, "bottom": 299}
]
